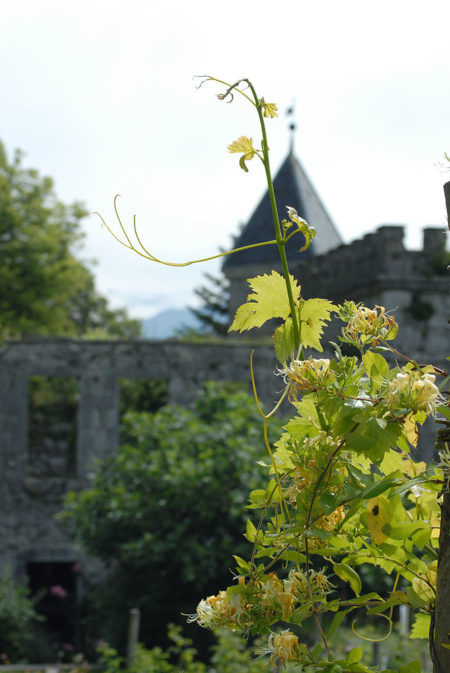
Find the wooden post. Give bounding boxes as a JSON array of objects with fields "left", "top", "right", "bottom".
[
  {"left": 444, "top": 181, "right": 450, "bottom": 229},
  {"left": 433, "top": 424, "right": 450, "bottom": 672},
  {"left": 126, "top": 608, "right": 141, "bottom": 669},
  {"left": 432, "top": 182, "right": 450, "bottom": 672}
]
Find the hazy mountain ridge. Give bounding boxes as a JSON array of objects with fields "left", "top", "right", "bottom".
[{"left": 141, "top": 308, "right": 201, "bottom": 339}]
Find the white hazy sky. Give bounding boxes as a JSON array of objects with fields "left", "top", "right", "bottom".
[{"left": 1, "top": 0, "right": 449, "bottom": 319}]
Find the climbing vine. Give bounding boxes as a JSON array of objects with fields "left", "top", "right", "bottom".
[{"left": 98, "top": 77, "right": 449, "bottom": 673}]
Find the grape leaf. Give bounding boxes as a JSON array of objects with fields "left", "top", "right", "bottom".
[
  {"left": 229, "top": 271, "right": 300, "bottom": 332},
  {"left": 227, "top": 136, "right": 256, "bottom": 158},
  {"left": 273, "top": 317, "right": 295, "bottom": 362},
  {"left": 299, "top": 298, "right": 336, "bottom": 351},
  {"left": 227, "top": 136, "right": 257, "bottom": 172}
]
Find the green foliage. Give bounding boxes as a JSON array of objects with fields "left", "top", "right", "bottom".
[
  {"left": 0, "top": 575, "right": 49, "bottom": 662},
  {"left": 97, "top": 76, "right": 447, "bottom": 673},
  {"left": 97, "top": 625, "right": 275, "bottom": 673},
  {"left": 119, "top": 378, "right": 168, "bottom": 420},
  {"left": 61, "top": 382, "right": 281, "bottom": 652},
  {"left": 0, "top": 140, "right": 140, "bottom": 338},
  {"left": 229, "top": 271, "right": 300, "bottom": 332}
]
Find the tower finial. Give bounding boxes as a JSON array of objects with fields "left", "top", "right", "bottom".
[{"left": 286, "top": 101, "right": 297, "bottom": 154}]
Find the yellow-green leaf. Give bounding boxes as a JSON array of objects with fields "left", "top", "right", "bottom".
[
  {"left": 398, "top": 662, "right": 421, "bottom": 673},
  {"left": 273, "top": 317, "right": 296, "bottom": 363},
  {"left": 299, "top": 298, "right": 336, "bottom": 351},
  {"left": 259, "top": 97, "right": 278, "bottom": 118},
  {"left": 227, "top": 136, "right": 256, "bottom": 159},
  {"left": 245, "top": 519, "right": 257, "bottom": 543},
  {"left": 403, "top": 413, "right": 419, "bottom": 448},
  {"left": 345, "top": 647, "right": 363, "bottom": 664},
  {"left": 229, "top": 272, "right": 301, "bottom": 333},
  {"left": 297, "top": 218, "right": 316, "bottom": 252},
  {"left": 367, "top": 495, "right": 393, "bottom": 545},
  {"left": 411, "top": 576, "right": 435, "bottom": 604},
  {"left": 333, "top": 562, "right": 362, "bottom": 596},
  {"left": 239, "top": 155, "right": 249, "bottom": 172},
  {"left": 362, "top": 351, "right": 389, "bottom": 389}
]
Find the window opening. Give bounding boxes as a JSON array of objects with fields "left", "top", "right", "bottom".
[
  {"left": 28, "top": 376, "right": 79, "bottom": 478},
  {"left": 119, "top": 378, "right": 168, "bottom": 443},
  {"left": 27, "top": 560, "right": 80, "bottom": 655}
]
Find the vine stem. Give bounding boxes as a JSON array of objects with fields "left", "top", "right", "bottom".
[{"left": 243, "top": 79, "right": 301, "bottom": 350}]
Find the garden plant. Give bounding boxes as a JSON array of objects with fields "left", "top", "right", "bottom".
[{"left": 98, "top": 77, "right": 449, "bottom": 673}]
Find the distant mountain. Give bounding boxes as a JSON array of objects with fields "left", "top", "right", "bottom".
[{"left": 141, "top": 308, "right": 202, "bottom": 339}]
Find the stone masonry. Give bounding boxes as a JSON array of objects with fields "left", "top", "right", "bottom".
[{"left": 0, "top": 338, "right": 281, "bottom": 580}]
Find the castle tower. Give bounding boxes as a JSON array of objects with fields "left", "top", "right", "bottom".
[{"left": 222, "top": 148, "right": 342, "bottom": 316}]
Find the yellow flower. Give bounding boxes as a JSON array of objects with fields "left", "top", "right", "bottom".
[
  {"left": 280, "top": 358, "right": 332, "bottom": 392},
  {"left": 388, "top": 370, "right": 441, "bottom": 414},
  {"left": 189, "top": 590, "right": 242, "bottom": 629},
  {"left": 316, "top": 505, "right": 345, "bottom": 532},
  {"left": 345, "top": 304, "right": 397, "bottom": 346},
  {"left": 413, "top": 373, "right": 440, "bottom": 409},
  {"left": 269, "top": 630, "right": 300, "bottom": 666}
]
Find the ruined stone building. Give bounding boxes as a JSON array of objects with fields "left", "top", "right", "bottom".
[{"left": 0, "top": 147, "right": 448, "bottom": 649}]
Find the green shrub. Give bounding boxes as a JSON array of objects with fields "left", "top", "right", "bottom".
[
  {"left": 62, "top": 382, "right": 281, "bottom": 654},
  {"left": 0, "top": 575, "right": 49, "bottom": 662}
]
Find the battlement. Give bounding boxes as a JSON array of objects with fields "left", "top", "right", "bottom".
[{"left": 296, "top": 225, "right": 448, "bottom": 302}]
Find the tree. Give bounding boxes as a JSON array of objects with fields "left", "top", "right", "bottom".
[
  {"left": 61, "top": 383, "right": 282, "bottom": 654},
  {"left": 188, "top": 273, "right": 230, "bottom": 336},
  {"left": 0, "top": 141, "right": 140, "bottom": 338}
]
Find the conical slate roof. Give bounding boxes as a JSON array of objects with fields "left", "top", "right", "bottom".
[{"left": 223, "top": 150, "right": 342, "bottom": 270}]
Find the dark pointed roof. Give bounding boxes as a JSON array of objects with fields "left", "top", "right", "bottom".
[{"left": 223, "top": 150, "right": 342, "bottom": 270}]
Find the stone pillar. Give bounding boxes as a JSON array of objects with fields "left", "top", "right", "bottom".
[{"left": 77, "top": 372, "right": 120, "bottom": 482}]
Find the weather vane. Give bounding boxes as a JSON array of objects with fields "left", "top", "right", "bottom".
[{"left": 286, "top": 101, "right": 297, "bottom": 153}]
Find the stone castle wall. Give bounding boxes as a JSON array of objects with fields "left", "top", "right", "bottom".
[{"left": 0, "top": 338, "right": 280, "bottom": 579}]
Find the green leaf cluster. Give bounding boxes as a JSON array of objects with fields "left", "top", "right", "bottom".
[{"left": 0, "top": 141, "right": 140, "bottom": 339}]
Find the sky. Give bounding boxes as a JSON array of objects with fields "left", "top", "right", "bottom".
[{"left": 1, "top": 0, "right": 449, "bottom": 319}]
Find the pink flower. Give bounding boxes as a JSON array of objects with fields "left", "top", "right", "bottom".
[{"left": 50, "top": 585, "right": 68, "bottom": 598}]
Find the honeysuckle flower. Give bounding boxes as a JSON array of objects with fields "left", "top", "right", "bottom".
[
  {"left": 316, "top": 505, "right": 345, "bottom": 532},
  {"left": 279, "top": 358, "right": 332, "bottom": 392},
  {"left": 388, "top": 370, "right": 441, "bottom": 414},
  {"left": 188, "top": 590, "right": 243, "bottom": 629},
  {"left": 410, "top": 484, "right": 425, "bottom": 498},
  {"left": 413, "top": 373, "right": 440, "bottom": 409},
  {"left": 289, "top": 568, "right": 333, "bottom": 598},
  {"left": 345, "top": 304, "right": 398, "bottom": 347},
  {"left": 268, "top": 630, "right": 301, "bottom": 666}
]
